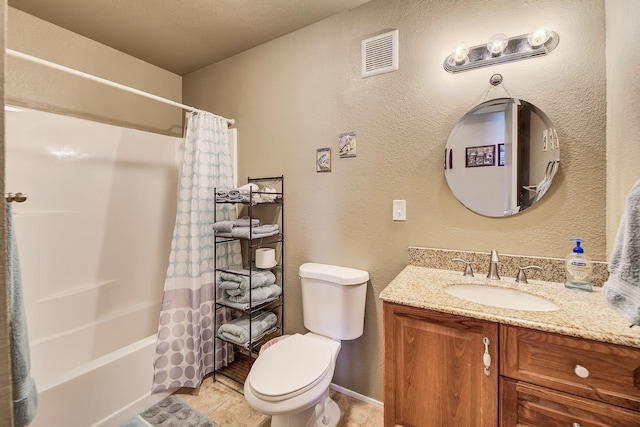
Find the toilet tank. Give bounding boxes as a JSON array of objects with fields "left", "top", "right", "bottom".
[{"left": 299, "top": 263, "right": 369, "bottom": 340}]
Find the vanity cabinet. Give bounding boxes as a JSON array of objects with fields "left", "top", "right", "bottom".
[
  {"left": 500, "top": 325, "right": 640, "bottom": 426},
  {"left": 383, "top": 302, "right": 499, "bottom": 427},
  {"left": 384, "top": 304, "right": 640, "bottom": 427}
]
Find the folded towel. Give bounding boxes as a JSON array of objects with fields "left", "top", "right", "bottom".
[
  {"left": 7, "top": 203, "right": 38, "bottom": 426},
  {"left": 603, "top": 180, "right": 640, "bottom": 326},
  {"left": 234, "top": 217, "right": 260, "bottom": 227},
  {"left": 226, "top": 284, "right": 282, "bottom": 304},
  {"left": 217, "top": 311, "right": 278, "bottom": 347},
  {"left": 218, "top": 294, "right": 281, "bottom": 311},
  {"left": 212, "top": 217, "right": 261, "bottom": 233},
  {"left": 222, "top": 287, "right": 244, "bottom": 297},
  {"left": 219, "top": 269, "right": 276, "bottom": 291},
  {"left": 212, "top": 220, "right": 235, "bottom": 233},
  {"left": 216, "top": 224, "right": 280, "bottom": 240}
]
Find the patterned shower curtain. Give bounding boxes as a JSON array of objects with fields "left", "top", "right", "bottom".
[{"left": 152, "top": 112, "right": 242, "bottom": 392}]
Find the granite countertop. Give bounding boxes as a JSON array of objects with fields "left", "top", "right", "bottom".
[{"left": 379, "top": 265, "right": 640, "bottom": 349}]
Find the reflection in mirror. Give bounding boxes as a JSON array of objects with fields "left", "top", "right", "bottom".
[{"left": 444, "top": 98, "right": 559, "bottom": 217}]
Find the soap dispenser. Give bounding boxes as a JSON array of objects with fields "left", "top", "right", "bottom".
[{"left": 565, "top": 238, "right": 593, "bottom": 292}]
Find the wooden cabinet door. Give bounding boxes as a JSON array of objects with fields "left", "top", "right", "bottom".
[
  {"left": 500, "top": 377, "right": 640, "bottom": 427},
  {"left": 383, "top": 302, "right": 499, "bottom": 427}
]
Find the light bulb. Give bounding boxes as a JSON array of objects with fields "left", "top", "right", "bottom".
[
  {"left": 451, "top": 43, "right": 469, "bottom": 64},
  {"left": 528, "top": 26, "right": 552, "bottom": 48},
  {"left": 487, "top": 33, "right": 508, "bottom": 56}
]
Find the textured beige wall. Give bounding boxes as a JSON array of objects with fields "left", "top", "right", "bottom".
[
  {"left": 606, "top": 0, "right": 640, "bottom": 256},
  {"left": 6, "top": 7, "right": 183, "bottom": 136},
  {"left": 184, "top": 0, "right": 606, "bottom": 401}
]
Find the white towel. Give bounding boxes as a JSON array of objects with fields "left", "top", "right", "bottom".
[{"left": 603, "top": 180, "right": 640, "bottom": 326}]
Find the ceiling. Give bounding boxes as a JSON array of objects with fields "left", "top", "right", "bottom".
[{"left": 8, "top": 0, "right": 372, "bottom": 76}]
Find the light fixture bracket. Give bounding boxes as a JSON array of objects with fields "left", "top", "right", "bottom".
[{"left": 443, "top": 31, "right": 559, "bottom": 74}]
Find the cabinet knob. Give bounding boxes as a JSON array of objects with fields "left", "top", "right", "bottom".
[
  {"left": 573, "top": 423, "right": 582, "bottom": 427},
  {"left": 574, "top": 364, "right": 589, "bottom": 378}
]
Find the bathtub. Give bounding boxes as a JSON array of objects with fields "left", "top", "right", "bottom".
[
  {"left": 6, "top": 107, "right": 182, "bottom": 427},
  {"left": 28, "top": 305, "right": 172, "bottom": 427}
]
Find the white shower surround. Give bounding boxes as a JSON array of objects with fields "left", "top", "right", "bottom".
[{"left": 6, "top": 107, "right": 181, "bottom": 427}]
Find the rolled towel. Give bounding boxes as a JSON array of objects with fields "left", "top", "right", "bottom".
[
  {"left": 217, "top": 311, "right": 278, "bottom": 347},
  {"left": 219, "top": 269, "right": 276, "bottom": 291},
  {"left": 603, "top": 180, "right": 640, "bottom": 326},
  {"left": 261, "top": 187, "right": 277, "bottom": 203},
  {"left": 226, "top": 284, "right": 282, "bottom": 304},
  {"left": 238, "top": 183, "right": 260, "bottom": 193},
  {"left": 223, "top": 189, "right": 241, "bottom": 203}
]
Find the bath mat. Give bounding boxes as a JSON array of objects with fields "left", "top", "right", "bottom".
[{"left": 121, "top": 396, "right": 214, "bottom": 427}]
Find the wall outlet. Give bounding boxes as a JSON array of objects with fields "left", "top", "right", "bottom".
[{"left": 393, "top": 200, "right": 406, "bottom": 221}]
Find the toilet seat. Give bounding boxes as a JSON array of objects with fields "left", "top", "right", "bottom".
[{"left": 248, "top": 334, "right": 332, "bottom": 402}]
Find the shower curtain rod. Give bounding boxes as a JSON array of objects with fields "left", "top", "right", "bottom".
[{"left": 5, "top": 48, "right": 235, "bottom": 126}]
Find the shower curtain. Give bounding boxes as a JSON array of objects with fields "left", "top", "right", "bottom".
[{"left": 152, "top": 112, "right": 241, "bottom": 392}]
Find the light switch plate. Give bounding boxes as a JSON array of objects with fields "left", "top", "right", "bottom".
[{"left": 393, "top": 200, "right": 406, "bottom": 221}]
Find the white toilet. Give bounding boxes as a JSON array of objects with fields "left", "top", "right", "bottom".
[{"left": 244, "top": 262, "right": 369, "bottom": 427}]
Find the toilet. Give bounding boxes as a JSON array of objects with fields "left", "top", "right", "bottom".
[{"left": 244, "top": 262, "right": 369, "bottom": 427}]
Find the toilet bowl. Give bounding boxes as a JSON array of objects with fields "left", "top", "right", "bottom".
[
  {"left": 244, "top": 263, "right": 369, "bottom": 427},
  {"left": 244, "top": 333, "right": 341, "bottom": 427}
]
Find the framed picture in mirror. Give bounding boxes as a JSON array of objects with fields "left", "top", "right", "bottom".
[{"left": 465, "top": 145, "right": 495, "bottom": 168}]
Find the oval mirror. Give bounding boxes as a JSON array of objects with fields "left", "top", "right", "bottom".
[{"left": 444, "top": 98, "right": 559, "bottom": 217}]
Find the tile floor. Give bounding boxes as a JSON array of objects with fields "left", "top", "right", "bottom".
[{"left": 174, "top": 374, "right": 384, "bottom": 427}]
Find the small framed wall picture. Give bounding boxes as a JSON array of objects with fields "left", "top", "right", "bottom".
[
  {"left": 316, "top": 147, "right": 332, "bottom": 172},
  {"left": 338, "top": 131, "right": 357, "bottom": 158}
]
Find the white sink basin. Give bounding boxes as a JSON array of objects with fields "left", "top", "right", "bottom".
[{"left": 444, "top": 284, "right": 560, "bottom": 312}]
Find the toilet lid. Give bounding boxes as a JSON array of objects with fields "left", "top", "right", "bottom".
[{"left": 249, "top": 334, "right": 332, "bottom": 400}]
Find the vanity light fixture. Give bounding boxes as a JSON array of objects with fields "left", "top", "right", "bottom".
[
  {"left": 451, "top": 43, "right": 470, "bottom": 64},
  {"left": 527, "top": 26, "right": 552, "bottom": 48},
  {"left": 443, "top": 27, "right": 559, "bottom": 73},
  {"left": 487, "top": 33, "right": 508, "bottom": 56}
]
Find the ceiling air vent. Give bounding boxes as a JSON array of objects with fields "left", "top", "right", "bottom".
[{"left": 361, "top": 30, "right": 399, "bottom": 78}]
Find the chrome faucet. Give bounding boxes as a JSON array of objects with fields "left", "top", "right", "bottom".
[
  {"left": 515, "top": 265, "right": 543, "bottom": 284},
  {"left": 487, "top": 249, "right": 500, "bottom": 280}
]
